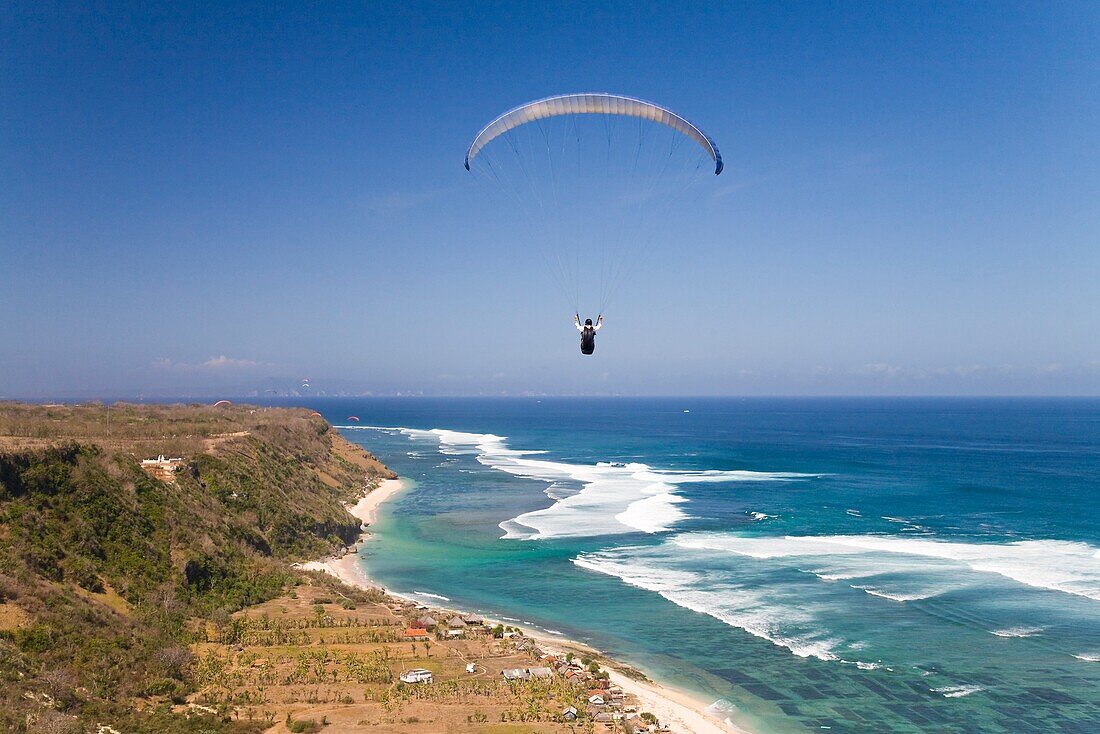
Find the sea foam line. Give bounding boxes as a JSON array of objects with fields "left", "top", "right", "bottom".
[
  {"left": 671, "top": 533, "right": 1100, "bottom": 602},
  {"left": 354, "top": 425, "right": 816, "bottom": 541},
  {"left": 573, "top": 552, "right": 845, "bottom": 663}
]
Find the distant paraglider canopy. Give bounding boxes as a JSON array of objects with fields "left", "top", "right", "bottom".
[
  {"left": 347, "top": 416, "right": 361, "bottom": 422},
  {"left": 465, "top": 93, "right": 722, "bottom": 314},
  {"left": 212, "top": 400, "right": 232, "bottom": 408}
]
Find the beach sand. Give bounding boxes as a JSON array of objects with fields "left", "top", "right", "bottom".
[
  {"left": 298, "top": 477, "right": 408, "bottom": 583},
  {"left": 306, "top": 475, "right": 753, "bottom": 734}
]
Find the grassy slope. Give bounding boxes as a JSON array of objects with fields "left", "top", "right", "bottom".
[{"left": 0, "top": 402, "right": 394, "bottom": 734}]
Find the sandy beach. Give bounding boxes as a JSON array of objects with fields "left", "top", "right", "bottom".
[
  {"left": 304, "top": 474, "right": 753, "bottom": 734},
  {"left": 298, "top": 477, "right": 408, "bottom": 584}
]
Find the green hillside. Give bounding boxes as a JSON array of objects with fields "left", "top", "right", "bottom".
[{"left": 0, "top": 402, "right": 393, "bottom": 733}]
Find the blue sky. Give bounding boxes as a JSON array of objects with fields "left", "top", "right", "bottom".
[{"left": 2, "top": 1, "right": 1098, "bottom": 397}]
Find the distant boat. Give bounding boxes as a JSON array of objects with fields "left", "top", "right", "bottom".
[{"left": 683, "top": 409, "right": 691, "bottom": 413}]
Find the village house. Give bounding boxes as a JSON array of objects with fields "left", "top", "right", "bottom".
[
  {"left": 527, "top": 666, "right": 554, "bottom": 679},
  {"left": 399, "top": 668, "right": 433, "bottom": 684},
  {"left": 562, "top": 706, "right": 578, "bottom": 721},
  {"left": 403, "top": 627, "right": 429, "bottom": 640},
  {"left": 416, "top": 614, "right": 438, "bottom": 629},
  {"left": 140, "top": 455, "right": 185, "bottom": 482},
  {"left": 502, "top": 668, "right": 529, "bottom": 682}
]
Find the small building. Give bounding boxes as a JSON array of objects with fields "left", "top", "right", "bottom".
[
  {"left": 403, "top": 627, "right": 429, "bottom": 640},
  {"left": 465, "top": 662, "right": 476, "bottom": 674},
  {"left": 462, "top": 613, "right": 484, "bottom": 625},
  {"left": 140, "top": 455, "right": 185, "bottom": 482},
  {"left": 593, "top": 711, "right": 613, "bottom": 723},
  {"left": 502, "top": 668, "right": 529, "bottom": 681},
  {"left": 563, "top": 706, "right": 578, "bottom": 721},
  {"left": 399, "top": 668, "right": 433, "bottom": 684},
  {"left": 417, "top": 615, "right": 438, "bottom": 628},
  {"left": 528, "top": 666, "right": 554, "bottom": 679},
  {"left": 588, "top": 693, "right": 606, "bottom": 705},
  {"left": 446, "top": 615, "right": 468, "bottom": 629}
]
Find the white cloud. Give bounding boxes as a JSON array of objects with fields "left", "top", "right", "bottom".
[
  {"left": 152, "top": 355, "right": 271, "bottom": 372},
  {"left": 854, "top": 362, "right": 905, "bottom": 377}
]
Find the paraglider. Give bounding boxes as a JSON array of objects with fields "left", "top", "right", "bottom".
[
  {"left": 465, "top": 93, "right": 722, "bottom": 354},
  {"left": 574, "top": 313, "right": 603, "bottom": 355},
  {"left": 347, "top": 416, "right": 361, "bottom": 422},
  {"left": 212, "top": 400, "right": 232, "bottom": 408}
]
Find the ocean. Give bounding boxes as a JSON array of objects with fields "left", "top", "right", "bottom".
[{"left": 302, "top": 397, "right": 1099, "bottom": 733}]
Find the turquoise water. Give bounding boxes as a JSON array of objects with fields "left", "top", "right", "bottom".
[{"left": 302, "top": 398, "right": 1099, "bottom": 733}]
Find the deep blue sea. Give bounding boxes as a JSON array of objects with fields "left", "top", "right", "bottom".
[{"left": 295, "top": 397, "right": 1099, "bottom": 733}]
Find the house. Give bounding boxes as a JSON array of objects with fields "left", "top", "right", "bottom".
[
  {"left": 465, "top": 662, "right": 476, "bottom": 673},
  {"left": 446, "top": 615, "right": 468, "bottom": 628},
  {"left": 502, "top": 668, "right": 529, "bottom": 681},
  {"left": 527, "top": 666, "right": 554, "bottom": 679},
  {"left": 593, "top": 712, "right": 613, "bottom": 723},
  {"left": 462, "top": 613, "right": 484, "bottom": 625},
  {"left": 588, "top": 693, "right": 606, "bottom": 705},
  {"left": 140, "top": 455, "right": 185, "bottom": 482},
  {"left": 399, "top": 668, "right": 433, "bottom": 684},
  {"left": 403, "top": 627, "right": 429, "bottom": 640},
  {"left": 562, "top": 706, "right": 578, "bottom": 721},
  {"left": 417, "top": 615, "right": 438, "bottom": 628}
]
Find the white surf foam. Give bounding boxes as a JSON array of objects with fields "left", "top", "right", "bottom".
[
  {"left": 931, "top": 684, "right": 983, "bottom": 698},
  {"left": 412, "top": 591, "right": 450, "bottom": 601},
  {"left": 990, "top": 626, "right": 1045, "bottom": 638},
  {"left": 573, "top": 552, "right": 843, "bottom": 662},
  {"left": 672, "top": 533, "right": 1100, "bottom": 602},
  {"left": 1072, "top": 652, "right": 1100, "bottom": 662},
  {"left": 851, "top": 585, "right": 944, "bottom": 602},
  {"left": 373, "top": 425, "right": 815, "bottom": 540}
]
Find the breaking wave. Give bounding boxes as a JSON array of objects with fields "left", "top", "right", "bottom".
[
  {"left": 573, "top": 551, "right": 846, "bottom": 662},
  {"left": 990, "top": 626, "right": 1045, "bottom": 638},
  {"left": 364, "top": 426, "right": 815, "bottom": 540},
  {"left": 671, "top": 533, "right": 1100, "bottom": 602},
  {"left": 931, "top": 684, "right": 984, "bottom": 698}
]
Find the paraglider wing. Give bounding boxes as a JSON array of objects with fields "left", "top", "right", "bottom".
[
  {"left": 347, "top": 416, "right": 361, "bottom": 422},
  {"left": 465, "top": 92, "right": 723, "bottom": 317},
  {"left": 212, "top": 400, "right": 232, "bottom": 408},
  {"left": 465, "top": 93, "right": 723, "bottom": 175}
]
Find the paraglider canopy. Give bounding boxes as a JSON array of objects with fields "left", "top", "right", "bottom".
[
  {"left": 212, "top": 400, "right": 232, "bottom": 408},
  {"left": 464, "top": 93, "right": 723, "bottom": 315},
  {"left": 465, "top": 93, "right": 723, "bottom": 175}
]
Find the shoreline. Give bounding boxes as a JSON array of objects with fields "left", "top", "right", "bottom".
[{"left": 306, "top": 474, "right": 754, "bottom": 734}]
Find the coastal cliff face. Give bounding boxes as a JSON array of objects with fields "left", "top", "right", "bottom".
[{"left": 0, "top": 402, "right": 393, "bottom": 734}]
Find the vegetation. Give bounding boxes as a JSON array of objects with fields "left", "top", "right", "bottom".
[{"left": 0, "top": 402, "right": 392, "bottom": 733}]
